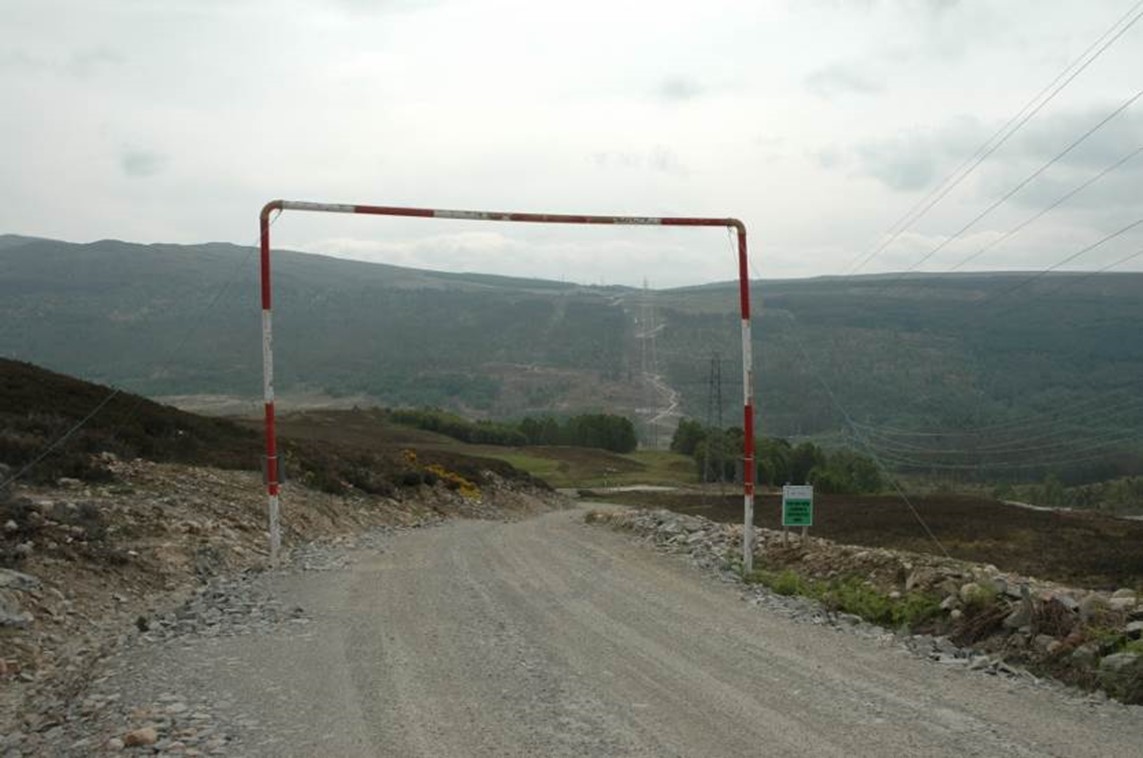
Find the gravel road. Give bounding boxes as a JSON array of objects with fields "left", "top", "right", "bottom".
[{"left": 72, "top": 508, "right": 1143, "bottom": 757}]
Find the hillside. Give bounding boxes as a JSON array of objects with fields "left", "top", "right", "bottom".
[
  {"left": 4, "top": 235, "right": 1143, "bottom": 479},
  {"left": 0, "top": 358, "right": 537, "bottom": 495},
  {"left": 0, "top": 235, "right": 632, "bottom": 416}
]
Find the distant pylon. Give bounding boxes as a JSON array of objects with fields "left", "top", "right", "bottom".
[
  {"left": 638, "top": 279, "right": 661, "bottom": 448},
  {"left": 704, "top": 351, "right": 723, "bottom": 485}
]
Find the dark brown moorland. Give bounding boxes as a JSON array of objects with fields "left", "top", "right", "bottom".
[{"left": 594, "top": 490, "right": 1143, "bottom": 591}]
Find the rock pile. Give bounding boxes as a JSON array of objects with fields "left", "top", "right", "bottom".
[{"left": 588, "top": 507, "right": 1143, "bottom": 704}]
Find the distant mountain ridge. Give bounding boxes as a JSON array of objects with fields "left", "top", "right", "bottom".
[{"left": 4, "top": 234, "right": 1143, "bottom": 477}]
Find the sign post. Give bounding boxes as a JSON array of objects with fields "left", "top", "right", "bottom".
[{"left": 782, "top": 484, "right": 814, "bottom": 537}]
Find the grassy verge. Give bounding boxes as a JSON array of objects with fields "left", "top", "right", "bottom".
[{"left": 744, "top": 568, "right": 943, "bottom": 630}]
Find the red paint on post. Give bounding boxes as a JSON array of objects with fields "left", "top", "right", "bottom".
[{"left": 736, "top": 227, "right": 750, "bottom": 319}]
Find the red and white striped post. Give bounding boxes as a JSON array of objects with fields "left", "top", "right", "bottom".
[{"left": 258, "top": 200, "right": 757, "bottom": 570}]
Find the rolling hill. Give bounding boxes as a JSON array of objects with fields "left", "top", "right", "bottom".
[{"left": 4, "top": 234, "right": 1143, "bottom": 482}]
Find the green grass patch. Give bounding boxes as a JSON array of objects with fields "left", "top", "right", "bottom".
[
  {"left": 745, "top": 569, "right": 942, "bottom": 629},
  {"left": 471, "top": 447, "right": 696, "bottom": 489}
]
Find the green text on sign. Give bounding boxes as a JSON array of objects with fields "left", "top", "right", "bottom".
[{"left": 783, "top": 499, "right": 813, "bottom": 527}]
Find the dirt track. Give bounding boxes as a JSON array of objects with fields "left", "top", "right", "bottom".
[{"left": 81, "top": 508, "right": 1143, "bottom": 756}]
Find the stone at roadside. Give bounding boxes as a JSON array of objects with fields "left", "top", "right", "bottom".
[
  {"left": 1033, "top": 634, "right": 1056, "bottom": 654},
  {"left": 968, "top": 655, "right": 994, "bottom": 672},
  {"left": 939, "top": 595, "right": 958, "bottom": 611},
  {"left": 1079, "top": 594, "right": 1110, "bottom": 621},
  {"left": 1125, "top": 620, "right": 1143, "bottom": 639},
  {"left": 1100, "top": 652, "right": 1140, "bottom": 672},
  {"left": 0, "top": 593, "right": 33, "bottom": 628},
  {"left": 1002, "top": 601, "right": 1032, "bottom": 630},
  {"left": 1071, "top": 642, "right": 1100, "bottom": 666},
  {"left": 1098, "top": 652, "right": 1143, "bottom": 699},
  {"left": 1111, "top": 588, "right": 1136, "bottom": 599},
  {"left": 123, "top": 727, "right": 159, "bottom": 747},
  {"left": 1109, "top": 595, "right": 1137, "bottom": 612},
  {"left": 959, "top": 582, "right": 982, "bottom": 604},
  {"left": 1054, "top": 594, "right": 1080, "bottom": 613},
  {"left": 105, "top": 736, "right": 125, "bottom": 751}
]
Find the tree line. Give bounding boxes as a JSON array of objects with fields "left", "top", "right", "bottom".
[
  {"left": 670, "top": 418, "right": 883, "bottom": 494},
  {"left": 386, "top": 408, "right": 638, "bottom": 453}
]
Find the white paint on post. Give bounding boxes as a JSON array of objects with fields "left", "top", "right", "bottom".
[
  {"left": 261, "top": 307, "right": 280, "bottom": 564},
  {"left": 261, "top": 310, "right": 274, "bottom": 403},
  {"left": 743, "top": 493, "right": 754, "bottom": 573},
  {"left": 281, "top": 201, "right": 356, "bottom": 214},
  {"left": 268, "top": 493, "right": 281, "bottom": 562},
  {"left": 434, "top": 209, "right": 493, "bottom": 221},
  {"left": 740, "top": 316, "right": 754, "bottom": 574}
]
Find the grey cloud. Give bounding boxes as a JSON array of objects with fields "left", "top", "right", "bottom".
[
  {"left": 66, "top": 48, "right": 125, "bottom": 79},
  {"left": 120, "top": 149, "right": 168, "bottom": 178},
  {"left": 329, "top": 0, "right": 442, "bottom": 14},
  {"left": 856, "top": 142, "right": 936, "bottom": 191},
  {"left": 657, "top": 76, "right": 706, "bottom": 102},
  {"left": 805, "top": 63, "right": 883, "bottom": 98},
  {"left": 0, "top": 50, "right": 45, "bottom": 72},
  {"left": 1002, "top": 169, "right": 1142, "bottom": 215},
  {"left": 590, "top": 146, "right": 688, "bottom": 176},
  {"left": 833, "top": 117, "right": 985, "bottom": 191},
  {"left": 1008, "top": 107, "right": 1143, "bottom": 172},
  {"left": 0, "top": 47, "right": 123, "bottom": 78},
  {"left": 813, "top": 147, "right": 845, "bottom": 170}
]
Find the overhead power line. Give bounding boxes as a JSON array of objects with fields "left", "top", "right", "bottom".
[
  {"left": 877, "top": 87, "right": 1143, "bottom": 291},
  {"left": 778, "top": 326, "right": 951, "bottom": 558},
  {"left": 985, "top": 216, "right": 1143, "bottom": 303},
  {"left": 850, "top": 390, "right": 1143, "bottom": 440},
  {"left": 1016, "top": 243, "right": 1143, "bottom": 305},
  {"left": 844, "top": 0, "right": 1143, "bottom": 278},
  {"left": 946, "top": 145, "right": 1143, "bottom": 273}
]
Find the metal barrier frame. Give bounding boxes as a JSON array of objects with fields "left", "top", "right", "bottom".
[{"left": 258, "top": 199, "right": 757, "bottom": 570}]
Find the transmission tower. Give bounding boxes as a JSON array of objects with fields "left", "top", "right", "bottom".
[
  {"left": 704, "top": 351, "right": 724, "bottom": 486},
  {"left": 637, "top": 279, "right": 662, "bottom": 448}
]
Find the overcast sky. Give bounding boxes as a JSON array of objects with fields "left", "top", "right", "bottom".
[{"left": 3, "top": 0, "right": 1142, "bottom": 287}]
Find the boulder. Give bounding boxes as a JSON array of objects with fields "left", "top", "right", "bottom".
[
  {"left": 1126, "top": 621, "right": 1143, "bottom": 640},
  {"left": 1109, "top": 596, "right": 1137, "bottom": 612},
  {"left": 0, "top": 569, "right": 41, "bottom": 592},
  {"left": 1097, "top": 652, "right": 1143, "bottom": 701},
  {"left": 1053, "top": 594, "right": 1080, "bottom": 613},
  {"left": 1100, "top": 652, "right": 1141, "bottom": 673},
  {"left": 1003, "top": 599, "right": 1033, "bottom": 630},
  {"left": 0, "top": 591, "right": 33, "bottom": 628},
  {"left": 123, "top": 727, "right": 159, "bottom": 748},
  {"left": 959, "top": 582, "right": 983, "bottom": 604},
  {"left": 1070, "top": 642, "right": 1100, "bottom": 666},
  {"left": 1033, "top": 634, "right": 1057, "bottom": 654},
  {"left": 1079, "top": 594, "right": 1110, "bottom": 622}
]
